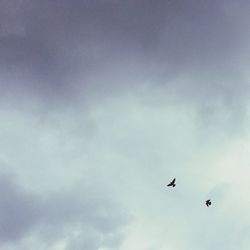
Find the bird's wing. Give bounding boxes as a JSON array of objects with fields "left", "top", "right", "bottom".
[{"left": 167, "top": 178, "right": 176, "bottom": 186}]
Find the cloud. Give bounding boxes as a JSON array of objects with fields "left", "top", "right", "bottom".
[
  {"left": 0, "top": 0, "right": 249, "bottom": 108},
  {"left": 0, "top": 173, "right": 40, "bottom": 243},
  {"left": 1, "top": 87, "right": 250, "bottom": 249},
  {"left": 1, "top": 1, "right": 250, "bottom": 249},
  {"left": 0, "top": 169, "right": 130, "bottom": 249}
]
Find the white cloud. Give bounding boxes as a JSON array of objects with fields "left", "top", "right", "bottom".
[{"left": 1, "top": 86, "right": 250, "bottom": 249}]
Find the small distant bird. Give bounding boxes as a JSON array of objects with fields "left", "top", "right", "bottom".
[
  {"left": 206, "top": 199, "right": 212, "bottom": 207},
  {"left": 167, "top": 178, "right": 176, "bottom": 187}
]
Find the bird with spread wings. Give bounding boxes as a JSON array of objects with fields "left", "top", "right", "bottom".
[{"left": 167, "top": 178, "right": 176, "bottom": 187}]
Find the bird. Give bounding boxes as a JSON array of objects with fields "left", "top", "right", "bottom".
[
  {"left": 206, "top": 199, "right": 212, "bottom": 207},
  {"left": 167, "top": 178, "right": 176, "bottom": 187}
]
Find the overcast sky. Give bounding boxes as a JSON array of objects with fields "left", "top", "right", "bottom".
[{"left": 1, "top": 0, "right": 250, "bottom": 249}]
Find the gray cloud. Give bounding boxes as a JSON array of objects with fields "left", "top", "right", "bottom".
[
  {"left": 0, "top": 0, "right": 249, "bottom": 108},
  {"left": 0, "top": 172, "right": 130, "bottom": 249},
  {"left": 0, "top": 173, "right": 39, "bottom": 243},
  {"left": 1, "top": 1, "right": 250, "bottom": 249}
]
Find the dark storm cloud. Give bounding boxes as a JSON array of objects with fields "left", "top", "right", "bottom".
[
  {"left": 1, "top": 0, "right": 249, "bottom": 106},
  {"left": 0, "top": 172, "right": 129, "bottom": 249},
  {"left": 1, "top": 0, "right": 173, "bottom": 93}
]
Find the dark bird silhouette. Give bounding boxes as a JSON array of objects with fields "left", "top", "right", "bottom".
[
  {"left": 167, "top": 178, "right": 176, "bottom": 187},
  {"left": 206, "top": 199, "right": 212, "bottom": 207}
]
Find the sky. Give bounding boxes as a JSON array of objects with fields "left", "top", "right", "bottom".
[{"left": 0, "top": 0, "right": 250, "bottom": 249}]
